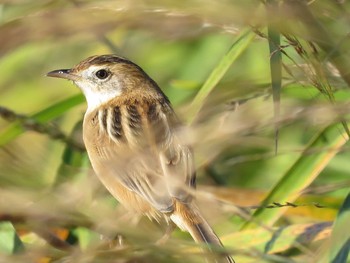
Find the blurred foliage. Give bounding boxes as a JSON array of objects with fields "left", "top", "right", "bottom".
[{"left": 1, "top": 0, "right": 350, "bottom": 262}]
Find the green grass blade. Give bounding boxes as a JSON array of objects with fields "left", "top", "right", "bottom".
[
  {"left": 267, "top": 0, "right": 282, "bottom": 154},
  {"left": 0, "top": 94, "right": 84, "bottom": 146},
  {"left": 329, "top": 192, "right": 350, "bottom": 263},
  {"left": 314, "top": 192, "right": 350, "bottom": 263},
  {"left": 224, "top": 222, "right": 331, "bottom": 259},
  {"left": 0, "top": 222, "right": 24, "bottom": 254},
  {"left": 241, "top": 123, "right": 349, "bottom": 229},
  {"left": 53, "top": 120, "right": 89, "bottom": 186},
  {"left": 187, "top": 29, "right": 255, "bottom": 124}
]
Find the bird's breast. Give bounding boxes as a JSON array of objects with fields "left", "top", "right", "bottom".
[{"left": 83, "top": 97, "right": 174, "bottom": 152}]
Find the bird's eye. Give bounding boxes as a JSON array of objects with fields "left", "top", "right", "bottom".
[{"left": 95, "top": 69, "right": 109, "bottom": 80}]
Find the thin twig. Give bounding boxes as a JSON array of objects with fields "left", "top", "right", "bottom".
[{"left": 0, "top": 106, "right": 85, "bottom": 151}]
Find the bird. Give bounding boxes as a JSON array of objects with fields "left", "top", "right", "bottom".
[{"left": 47, "top": 54, "right": 234, "bottom": 263}]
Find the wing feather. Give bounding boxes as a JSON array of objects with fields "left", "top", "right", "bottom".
[{"left": 84, "top": 99, "right": 195, "bottom": 216}]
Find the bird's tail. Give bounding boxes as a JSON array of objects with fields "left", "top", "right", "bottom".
[{"left": 170, "top": 202, "right": 235, "bottom": 263}]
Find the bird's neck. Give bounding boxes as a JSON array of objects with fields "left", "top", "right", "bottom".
[{"left": 84, "top": 89, "right": 122, "bottom": 113}]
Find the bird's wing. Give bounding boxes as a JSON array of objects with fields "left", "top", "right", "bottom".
[
  {"left": 120, "top": 104, "right": 195, "bottom": 212},
  {"left": 87, "top": 100, "right": 195, "bottom": 214},
  {"left": 92, "top": 139, "right": 175, "bottom": 213},
  {"left": 155, "top": 103, "right": 196, "bottom": 203},
  {"left": 118, "top": 152, "right": 176, "bottom": 213},
  {"left": 117, "top": 140, "right": 195, "bottom": 213},
  {"left": 159, "top": 136, "right": 196, "bottom": 203}
]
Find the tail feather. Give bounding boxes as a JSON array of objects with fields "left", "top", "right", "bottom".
[{"left": 170, "top": 202, "right": 235, "bottom": 263}]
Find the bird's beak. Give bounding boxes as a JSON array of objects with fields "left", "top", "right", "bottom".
[{"left": 46, "top": 69, "right": 79, "bottom": 81}]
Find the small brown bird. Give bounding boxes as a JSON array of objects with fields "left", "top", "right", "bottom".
[{"left": 47, "top": 55, "right": 234, "bottom": 263}]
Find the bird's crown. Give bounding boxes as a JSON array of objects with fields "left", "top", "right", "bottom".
[{"left": 47, "top": 54, "right": 167, "bottom": 111}]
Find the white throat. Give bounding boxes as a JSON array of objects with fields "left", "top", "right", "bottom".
[{"left": 83, "top": 88, "right": 121, "bottom": 112}]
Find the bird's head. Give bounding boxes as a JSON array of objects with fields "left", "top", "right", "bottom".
[{"left": 47, "top": 55, "right": 165, "bottom": 111}]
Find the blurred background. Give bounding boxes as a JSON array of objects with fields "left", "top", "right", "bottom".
[{"left": 1, "top": 0, "right": 350, "bottom": 262}]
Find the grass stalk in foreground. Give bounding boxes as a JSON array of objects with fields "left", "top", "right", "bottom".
[{"left": 241, "top": 122, "right": 349, "bottom": 229}]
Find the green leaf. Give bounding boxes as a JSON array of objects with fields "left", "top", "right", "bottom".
[
  {"left": 187, "top": 29, "right": 255, "bottom": 124},
  {"left": 223, "top": 222, "right": 331, "bottom": 262},
  {"left": 241, "top": 123, "right": 349, "bottom": 229},
  {"left": 329, "top": 192, "right": 350, "bottom": 263},
  {"left": 0, "top": 94, "right": 84, "bottom": 146},
  {"left": 73, "top": 227, "right": 100, "bottom": 250},
  {"left": 53, "top": 120, "right": 90, "bottom": 185},
  {"left": 267, "top": 0, "right": 282, "bottom": 154},
  {"left": 0, "top": 222, "right": 24, "bottom": 254}
]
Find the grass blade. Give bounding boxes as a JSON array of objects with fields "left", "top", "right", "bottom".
[
  {"left": 329, "top": 192, "right": 350, "bottom": 263},
  {"left": 0, "top": 94, "right": 84, "bottom": 146},
  {"left": 267, "top": 0, "right": 282, "bottom": 154},
  {"left": 241, "top": 123, "right": 349, "bottom": 229},
  {"left": 0, "top": 222, "right": 24, "bottom": 254},
  {"left": 187, "top": 29, "right": 255, "bottom": 124}
]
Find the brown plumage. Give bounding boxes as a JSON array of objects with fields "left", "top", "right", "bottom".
[{"left": 47, "top": 55, "right": 234, "bottom": 263}]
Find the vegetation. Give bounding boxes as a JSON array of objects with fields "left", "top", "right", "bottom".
[{"left": 1, "top": 0, "right": 350, "bottom": 262}]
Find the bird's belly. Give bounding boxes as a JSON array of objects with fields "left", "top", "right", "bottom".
[{"left": 91, "top": 159, "right": 162, "bottom": 219}]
